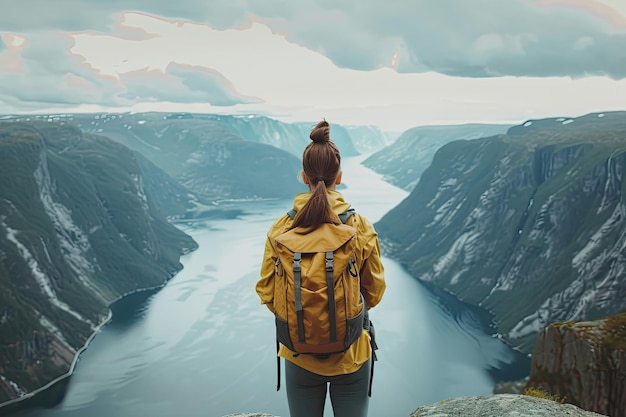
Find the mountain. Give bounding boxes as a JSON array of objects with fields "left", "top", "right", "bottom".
[
  {"left": 363, "top": 123, "right": 512, "bottom": 190},
  {"left": 375, "top": 111, "right": 626, "bottom": 352},
  {"left": 6, "top": 113, "right": 309, "bottom": 204},
  {"left": 3, "top": 113, "right": 396, "bottom": 206},
  {"left": 527, "top": 312, "right": 626, "bottom": 417},
  {"left": 3, "top": 112, "right": 391, "bottom": 208},
  {"left": 343, "top": 124, "right": 397, "bottom": 154},
  {"left": 0, "top": 121, "right": 197, "bottom": 403}
]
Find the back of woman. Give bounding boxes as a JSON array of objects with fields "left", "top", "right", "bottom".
[{"left": 256, "top": 120, "right": 386, "bottom": 417}]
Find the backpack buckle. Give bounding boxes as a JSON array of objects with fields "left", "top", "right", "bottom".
[
  {"left": 348, "top": 259, "right": 358, "bottom": 277},
  {"left": 325, "top": 251, "right": 333, "bottom": 272},
  {"left": 293, "top": 252, "right": 301, "bottom": 272}
]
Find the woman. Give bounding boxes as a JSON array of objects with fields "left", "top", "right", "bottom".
[{"left": 256, "top": 119, "right": 386, "bottom": 417}]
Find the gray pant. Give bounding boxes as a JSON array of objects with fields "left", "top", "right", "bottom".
[{"left": 284, "top": 358, "right": 371, "bottom": 417}]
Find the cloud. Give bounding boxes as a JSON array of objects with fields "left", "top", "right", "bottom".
[
  {"left": 1, "top": 0, "right": 626, "bottom": 129},
  {"left": 2, "top": 0, "right": 626, "bottom": 79},
  {"left": 0, "top": 32, "right": 126, "bottom": 111},
  {"left": 119, "top": 63, "right": 261, "bottom": 106},
  {"left": 0, "top": 21, "right": 259, "bottom": 113},
  {"left": 255, "top": 0, "right": 626, "bottom": 79},
  {"left": 0, "top": 0, "right": 247, "bottom": 32}
]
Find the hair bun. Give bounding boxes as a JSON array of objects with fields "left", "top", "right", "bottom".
[{"left": 310, "top": 120, "right": 330, "bottom": 143}]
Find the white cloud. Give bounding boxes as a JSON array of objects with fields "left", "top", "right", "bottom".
[
  {"left": 3, "top": 0, "right": 626, "bottom": 78},
  {"left": 118, "top": 63, "right": 260, "bottom": 106},
  {"left": 1, "top": 2, "right": 626, "bottom": 130},
  {"left": 63, "top": 14, "right": 626, "bottom": 129}
]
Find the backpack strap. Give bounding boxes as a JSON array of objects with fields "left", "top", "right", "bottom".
[
  {"left": 325, "top": 251, "right": 337, "bottom": 342},
  {"left": 338, "top": 208, "right": 356, "bottom": 224},
  {"left": 276, "top": 340, "right": 281, "bottom": 391},
  {"left": 287, "top": 207, "right": 355, "bottom": 224},
  {"left": 293, "top": 252, "right": 305, "bottom": 343},
  {"left": 366, "top": 317, "right": 378, "bottom": 397}
]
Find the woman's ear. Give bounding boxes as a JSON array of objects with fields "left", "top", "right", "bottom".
[
  {"left": 335, "top": 171, "right": 342, "bottom": 185},
  {"left": 301, "top": 170, "right": 310, "bottom": 185}
]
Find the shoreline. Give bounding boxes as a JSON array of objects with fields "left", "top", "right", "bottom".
[
  {"left": 0, "top": 308, "right": 112, "bottom": 411},
  {"left": 395, "top": 262, "right": 532, "bottom": 384},
  {"left": 0, "top": 213, "right": 200, "bottom": 413},
  {"left": 0, "top": 281, "right": 176, "bottom": 412}
]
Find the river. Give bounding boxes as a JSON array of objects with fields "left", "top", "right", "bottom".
[{"left": 12, "top": 156, "right": 529, "bottom": 417}]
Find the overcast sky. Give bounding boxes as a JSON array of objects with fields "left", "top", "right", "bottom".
[{"left": 1, "top": 0, "right": 626, "bottom": 130}]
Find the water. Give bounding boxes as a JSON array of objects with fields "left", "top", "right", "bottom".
[{"left": 9, "top": 156, "right": 529, "bottom": 417}]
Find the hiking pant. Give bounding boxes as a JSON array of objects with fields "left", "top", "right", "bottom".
[{"left": 284, "top": 358, "right": 371, "bottom": 417}]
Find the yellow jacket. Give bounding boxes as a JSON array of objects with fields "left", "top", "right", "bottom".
[{"left": 256, "top": 190, "right": 386, "bottom": 376}]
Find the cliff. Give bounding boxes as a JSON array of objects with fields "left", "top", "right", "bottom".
[
  {"left": 363, "top": 123, "right": 512, "bottom": 190},
  {"left": 527, "top": 312, "right": 626, "bottom": 417},
  {"left": 375, "top": 111, "right": 626, "bottom": 352},
  {"left": 0, "top": 121, "right": 197, "bottom": 404},
  {"left": 2, "top": 112, "right": 394, "bottom": 209},
  {"left": 4, "top": 113, "right": 307, "bottom": 204}
]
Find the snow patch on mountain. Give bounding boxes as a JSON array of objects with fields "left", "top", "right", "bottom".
[
  {"left": 432, "top": 231, "right": 474, "bottom": 277},
  {"left": 3, "top": 220, "right": 91, "bottom": 327},
  {"left": 33, "top": 153, "right": 100, "bottom": 292},
  {"left": 573, "top": 203, "right": 624, "bottom": 270}
]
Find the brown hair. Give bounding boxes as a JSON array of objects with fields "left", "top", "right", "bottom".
[{"left": 291, "top": 120, "right": 341, "bottom": 230}]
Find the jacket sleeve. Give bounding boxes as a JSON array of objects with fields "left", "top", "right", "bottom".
[
  {"left": 354, "top": 215, "right": 386, "bottom": 309},
  {"left": 257, "top": 217, "right": 290, "bottom": 313},
  {"left": 256, "top": 234, "right": 277, "bottom": 313}
]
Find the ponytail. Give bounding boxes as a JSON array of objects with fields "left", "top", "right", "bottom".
[{"left": 291, "top": 120, "right": 341, "bottom": 231}]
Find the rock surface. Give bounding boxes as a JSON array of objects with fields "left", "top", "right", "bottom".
[
  {"left": 222, "top": 414, "right": 276, "bottom": 417},
  {"left": 410, "top": 394, "right": 607, "bottom": 416},
  {"left": 219, "top": 394, "right": 607, "bottom": 417},
  {"left": 527, "top": 313, "right": 626, "bottom": 417}
]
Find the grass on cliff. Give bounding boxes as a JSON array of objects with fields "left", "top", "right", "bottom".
[
  {"left": 604, "top": 311, "right": 626, "bottom": 350},
  {"left": 556, "top": 311, "right": 626, "bottom": 351},
  {"left": 523, "top": 387, "right": 566, "bottom": 403}
]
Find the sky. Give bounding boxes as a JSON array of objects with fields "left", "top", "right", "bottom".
[{"left": 1, "top": 0, "right": 626, "bottom": 131}]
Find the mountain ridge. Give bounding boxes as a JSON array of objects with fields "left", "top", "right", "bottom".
[
  {"left": 0, "top": 121, "right": 197, "bottom": 404},
  {"left": 363, "top": 122, "right": 512, "bottom": 190},
  {"left": 375, "top": 110, "right": 626, "bottom": 352}
]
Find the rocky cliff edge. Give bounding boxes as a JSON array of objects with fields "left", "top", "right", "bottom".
[
  {"left": 221, "top": 394, "right": 607, "bottom": 417},
  {"left": 527, "top": 312, "right": 626, "bottom": 417}
]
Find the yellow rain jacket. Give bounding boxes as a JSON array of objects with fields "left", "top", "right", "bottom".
[{"left": 256, "top": 190, "right": 386, "bottom": 376}]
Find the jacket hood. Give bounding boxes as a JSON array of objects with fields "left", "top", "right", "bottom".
[{"left": 292, "top": 190, "right": 352, "bottom": 214}]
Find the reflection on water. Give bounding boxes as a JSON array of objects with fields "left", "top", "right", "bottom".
[{"left": 10, "top": 156, "right": 529, "bottom": 417}]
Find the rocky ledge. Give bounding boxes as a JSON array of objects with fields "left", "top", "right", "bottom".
[
  {"left": 223, "top": 414, "right": 275, "bottom": 417},
  {"left": 221, "top": 394, "right": 607, "bottom": 417},
  {"left": 409, "top": 394, "right": 607, "bottom": 416}
]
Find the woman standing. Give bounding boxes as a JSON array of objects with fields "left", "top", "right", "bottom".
[{"left": 256, "top": 120, "right": 386, "bottom": 417}]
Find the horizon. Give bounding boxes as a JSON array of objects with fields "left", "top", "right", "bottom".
[{"left": 2, "top": 108, "right": 623, "bottom": 135}]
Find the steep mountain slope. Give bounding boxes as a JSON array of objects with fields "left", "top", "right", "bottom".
[
  {"left": 363, "top": 123, "right": 512, "bottom": 190},
  {"left": 8, "top": 113, "right": 308, "bottom": 202},
  {"left": 376, "top": 111, "right": 626, "bottom": 352},
  {"left": 0, "top": 121, "right": 197, "bottom": 403},
  {"left": 4, "top": 113, "right": 395, "bottom": 205}
]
